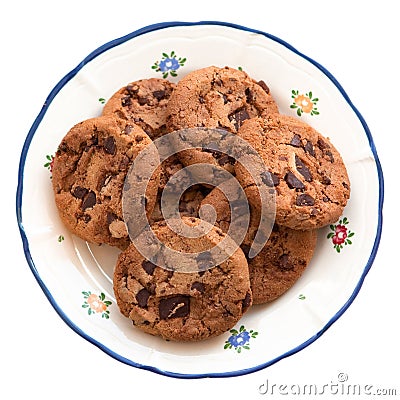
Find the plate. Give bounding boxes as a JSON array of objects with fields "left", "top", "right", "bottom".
[{"left": 16, "top": 21, "right": 383, "bottom": 378}]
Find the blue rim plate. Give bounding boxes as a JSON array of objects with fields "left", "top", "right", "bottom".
[{"left": 16, "top": 21, "right": 384, "bottom": 378}]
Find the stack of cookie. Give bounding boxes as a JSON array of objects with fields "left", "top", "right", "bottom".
[{"left": 51, "top": 66, "right": 350, "bottom": 342}]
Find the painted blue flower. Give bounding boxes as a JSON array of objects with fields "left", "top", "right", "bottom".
[
  {"left": 152, "top": 51, "right": 187, "bottom": 78},
  {"left": 224, "top": 325, "right": 258, "bottom": 353},
  {"left": 228, "top": 330, "right": 251, "bottom": 348},
  {"left": 159, "top": 57, "right": 180, "bottom": 72}
]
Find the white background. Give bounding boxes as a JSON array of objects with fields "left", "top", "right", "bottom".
[{"left": 2, "top": 1, "right": 398, "bottom": 399}]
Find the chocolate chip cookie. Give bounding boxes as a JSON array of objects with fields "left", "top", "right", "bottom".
[
  {"left": 200, "top": 187, "right": 317, "bottom": 303},
  {"left": 102, "top": 78, "right": 175, "bottom": 140},
  {"left": 52, "top": 116, "right": 159, "bottom": 249},
  {"left": 113, "top": 217, "right": 252, "bottom": 341},
  {"left": 167, "top": 66, "right": 279, "bottom": 174},
  {"left": 235, "top": 115, "right": 350, "bottom": 230}
]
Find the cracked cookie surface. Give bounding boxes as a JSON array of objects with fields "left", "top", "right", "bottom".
[
  {"left": 166, "top": 66, "right": 279, "bottom": 173},
  {"left": 113, "top": 217, "right": 252, "bottom": 341},
  {"left": 52, "top": 116, "right": 159, "bottom": 249},
  {"left": 102, "top": 78, "right": 175, "bottom": 140},
  {"left": 235, "top": 115, "right": 350, "bottom": 230}
]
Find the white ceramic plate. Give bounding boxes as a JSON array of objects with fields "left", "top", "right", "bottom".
[{"left": 16, "top": 21, "right": 383, "bottom": 378}]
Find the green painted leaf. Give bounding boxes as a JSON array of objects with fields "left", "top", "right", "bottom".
[
  {"left": 224, "top": 343, "right": 230, "bottom": 349},
  {"left": 297, "top": 108, "right": 302, "bottom": 117},
  {"left": 348, "top": 232, "right": 355, "bottom": 237}
]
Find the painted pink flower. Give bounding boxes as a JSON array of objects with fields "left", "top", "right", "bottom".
[
  {"left": 332, "top": 224, "right": 347, "bottom": 245},
  {"left": 327, "top": 217, "right": 354, "bottom": 253}
]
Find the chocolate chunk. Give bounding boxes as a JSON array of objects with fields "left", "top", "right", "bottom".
[
  {"left": 257, "top": 80, "right": 270, "bottom": 94},
  {"left": 106, "top": 212, "right": 117, "bottom": 224},
  {"left": 126, "top": 84, "right": 139, "bottom": 95},
  {"left": 289, "top": 134, "right": 302, "bottom": 147},
  {"left": 261, "top": 171, "right": 280, "bottom": 187},
  {"left": 142, "top": 260, "right": 157, "bottom": 275},
  {"left": 321, "top": 175, "right": 331, "bottom": 185},
  {"left": 124, "top": 125, "right": 133, "bottom": 135},
  {"left": 304, "top": 140, "right": 315, "bottom": 157},
  {"left": 217, "top": 154, "right": 235, "bottom": 166},
  {"left": 196, "top": 252, "right": 214, "bottom": 270},
  {"left": 159, "top": 296, "right": 190, "bottom": 319},
  {"left": 153, "top": 90, "right": 166, "bottom": 101},
  {"left": 278, "top": 254, "right": 293, "bottom": 270},
  {"left": 326, "top": 151, "right": 334, "bottom": 163},
  {"left": 285, "top": 172, "right": 305, "bottom": 190},
  {"left": 242, "top": 291, "right": 252, "bottom": 310},
  {"left": 72, "top": 186, "right": 88, "bottom": 199},
  {"left": 104, "top": 136, "right": 116, "bottom": 155},
  {"left": 191, "top": 282, "right": 205, "bottom": 293},
  {"left": 137, "top": 96, "right": 149, "bottom": 106},
  {"left": 245, "top": 87, "right": 254, "bottom": 103},
  {"left": 229, "top": 108, "right": 250, "bottom": 130},
  {"left": 121, "top": 96, "right": 131, "bottom": 107},
  {"left": 81, "top": 191, "right": 96, "bottom": 210},
  {"left": 295, "top": 155, "right": 312, "bottom": 182},
  {"left": 136, "top": 288, "right": 151, "bottom": 308},
  {"left": 296, "top": 193, "right": 315, "bottom": 206}
]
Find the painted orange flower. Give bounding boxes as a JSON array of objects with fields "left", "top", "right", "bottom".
[
  {"left": 290, "top": 90, "right": 319, "bottom": 116},
  {"left": 294, "top": 94, "right": 314, "bottom": 113},
  {"left": 87, "top": 293, "right": 107, "bottom": 313},
  {"left": 82, "top": 291, "right": 112, "bottom": 318}
]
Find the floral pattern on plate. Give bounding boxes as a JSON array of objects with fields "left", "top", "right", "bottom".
[
  {"left": 290, "top": 90, "right": 319, "bottom": 116},
  {"left": 82, "top": 291, "right": 112, "bottom": 319},
  {"left": 152, "top": 51, "right": 186, "bottom": 78},
  {"left": 327, "top": 217, "right": 355, "bottom": 253},
  {"left": 224, "top": 325, "right": 258, "bottom": 353}
]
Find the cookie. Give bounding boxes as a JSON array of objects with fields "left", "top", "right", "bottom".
[
  {"left": 200, "top": 187, "right": 317, "bottom": 303},
  {"left": 52, "top": 116, "right": 159, "bottom": 249},
  {"left": 167, "top": 66, "right": 279, "bottom": 174},
  {"left": 113, "top": 217, "right": 252, "bottom": 341},
  {"left": 235, "top": 115, "right": 350, "bottom": 230},
  {"left": 102, "top": 78, "right": 175, "bottom": 140}
]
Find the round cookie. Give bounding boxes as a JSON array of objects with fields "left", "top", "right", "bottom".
[
  {"left": 167, "top": 66, "right": 279, "bottom": 174},
  {"left": 52, "top": 116, "right": 159, "bottom": 249},
  {"left": 102, "top": 78, "right": 175, "bottom": 140},
  {"left": 200, "top": 187, "right": 317, "bottom": 303},
  {"left": 235, "top": 115, "right": 350, "bottom": 230},
  {"left": 113, "top": 217, "right": 252, "bottom": 342}
]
